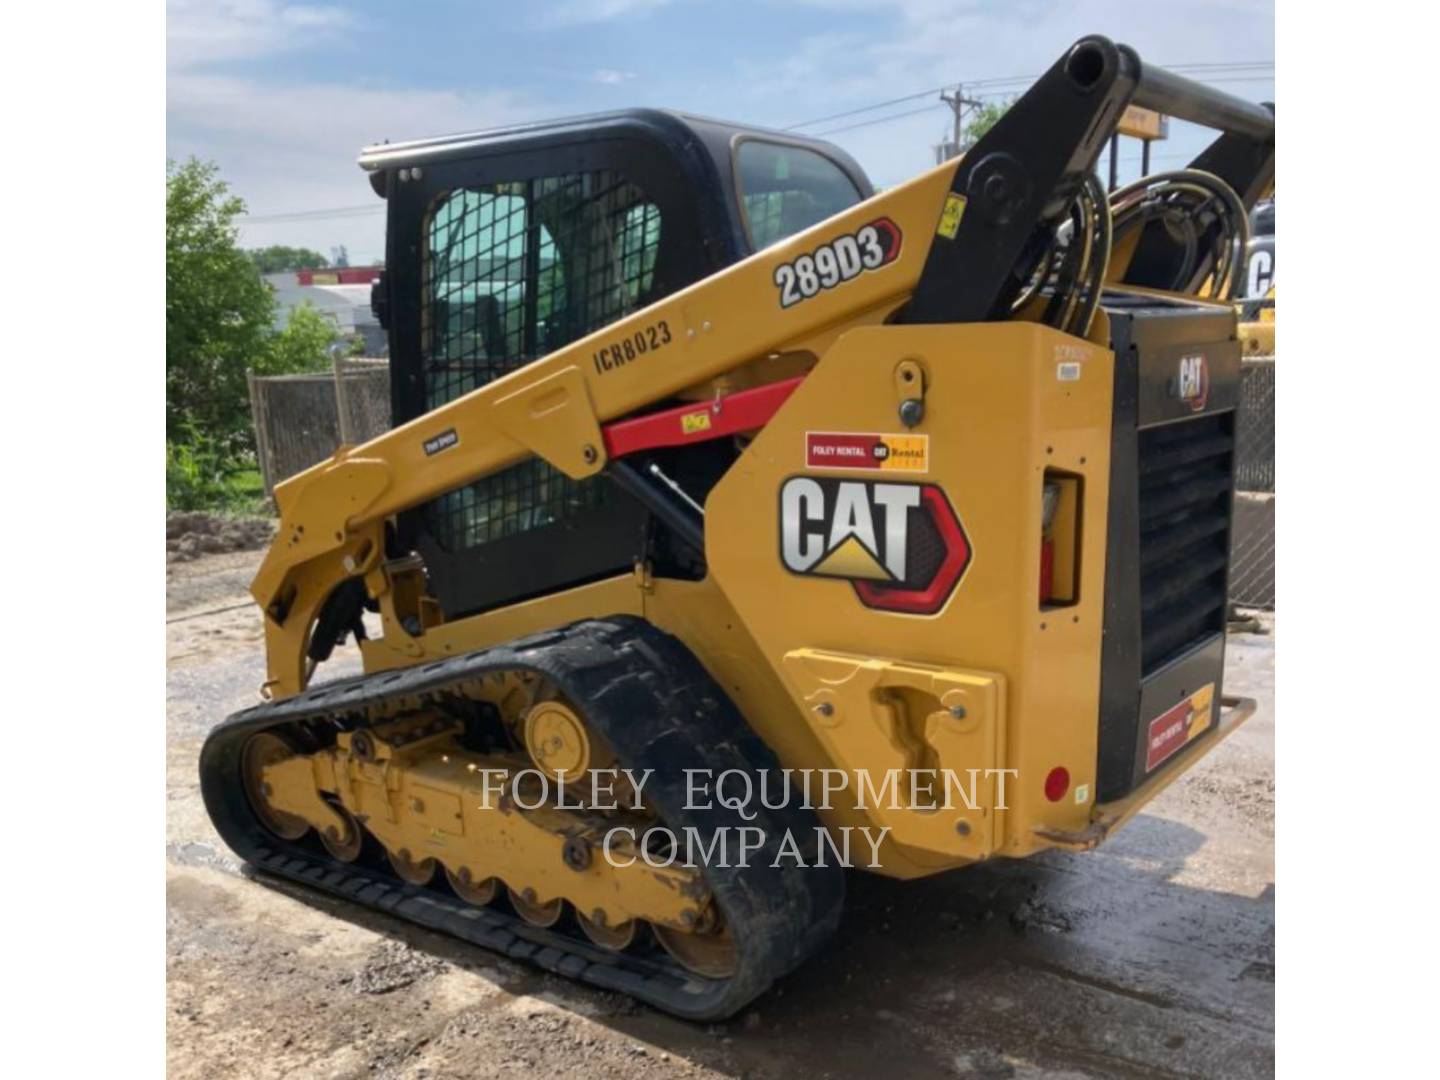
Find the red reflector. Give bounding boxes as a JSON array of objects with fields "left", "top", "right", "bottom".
[{"left": 1044, "top": 766, "right": 1070, "bottom": 802}]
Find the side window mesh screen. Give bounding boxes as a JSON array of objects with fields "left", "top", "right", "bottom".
[{"left": 421, "top": 173, "right": 661, "bottom": 551}]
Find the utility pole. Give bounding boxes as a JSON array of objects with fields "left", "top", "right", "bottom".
[{"left": 936, "top": 85, "right": 983, "bottom": 163}]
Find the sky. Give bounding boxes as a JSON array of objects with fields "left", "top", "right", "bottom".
[{"left": 167, "top": 0, "right": 1275, "bottom": 265}]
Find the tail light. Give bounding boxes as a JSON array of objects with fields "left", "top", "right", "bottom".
[
  {"left": 1040, "top": 472, "right": 1081, "bottom": 607},
  {"left": 1040, "top": 481, "right": 1060, "bottom": 601}
]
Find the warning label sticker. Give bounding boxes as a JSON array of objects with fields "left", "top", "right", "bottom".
[
  {"left": 1145, "top": 683, "right": 1216, "bottom": 772},
  {"left": 681, "top": 410, "right": 712, "bottom": 435},
  {"left": 805, "top": 431, "right": 929, "bottom": 472},
  {"left": 936, "top": 193, "right": 967, "bottom": 239}
]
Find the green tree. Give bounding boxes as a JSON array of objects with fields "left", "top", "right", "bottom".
[
  {"left": 260, "top": 303, "right": 339, "bottom": 374},
  {"left": 166, "top": 157, "right": 275, "bottom": 449},
  {"left": 964, "top": 99, "right": 1013, "bottom": 148},
  {"left": 249, "top": 245, "right": 330, "bottom": 274}
]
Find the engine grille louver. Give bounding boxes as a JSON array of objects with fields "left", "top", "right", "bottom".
[{"left": 1136, "top": 412, "right": 1235, "bottom": 674}]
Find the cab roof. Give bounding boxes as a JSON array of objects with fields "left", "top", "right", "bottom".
[{"left": 356, "top": 107, "right": 873, "bottom": 203}]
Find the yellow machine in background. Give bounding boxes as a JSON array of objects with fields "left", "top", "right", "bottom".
[
  {"left": 202, "top": 36, "right": 1275, "bottom": 1019},
  {"left": 1240, "top": 284, "right": 1276, "bottom": 355},
  {"left": 1237, "top": 197, "right": 1275, "bottom": 355}
]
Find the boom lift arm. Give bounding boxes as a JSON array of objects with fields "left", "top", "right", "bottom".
[{"left": 250, "top": 36, "right": 1274, "bottom": 700}]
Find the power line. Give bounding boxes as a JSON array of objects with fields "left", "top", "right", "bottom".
[
  {"left": 784, "top": 88, "right": 951, "bottom": 131},
  {"left": 1174, "top": 75, "right": 1275, "bottom": 83},
  {"left": 241, "top": 204, "right": 383, "bottom": 224},
  {"left": 806, "top": 72, "right": 1273, "bottom": 141},
  {"left": 783, "top": 60, "right": 1272, "bottom": 131},
  {"left": 811, "top": 103, "right": 949, "bottom": 138},
  {"left": 1148, "top": 61, "right": 1274, "bottom": 71}
]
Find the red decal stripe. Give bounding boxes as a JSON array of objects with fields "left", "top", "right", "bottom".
[{"left": 601, "top": 376, "right": 805, "bottom": 459}]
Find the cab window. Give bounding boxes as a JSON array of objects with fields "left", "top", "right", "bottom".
[{"left": 736, "top": 141, "right": 862, "bottom": 251}]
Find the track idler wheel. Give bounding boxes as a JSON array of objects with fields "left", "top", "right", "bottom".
[
  {"left": 388, "top": 847, "right": 437, "bottom": 886},
  {"left": 241, "top": 732, "right": 309, "bottom": 841},
  {"left": 446, "top": 865, "right": 499, "bottom": 906},
  {"left": 509, "top": 886, "right": 564, "bottom": 928},
  {"left": 320, "top": 804, "right": 363, "bottom": 863}
]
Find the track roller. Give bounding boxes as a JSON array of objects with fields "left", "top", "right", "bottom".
[
  {"left": 655, "top": 916, "right": 739, "bottom": 979},
  {"left": 445, "top": 865, "right": 499, "bottom": 906},
  {"left": 578, "top": 910, "right": 638, "bottom": 951},
  {"left": 388, "top": 847, "right": 437, "bottom": 886},
  {"left": 319, "top": 804, "right": 363, "bottom": 862},
  {"left": 509, "top": 886, "right": 564, "bottom": 928}
]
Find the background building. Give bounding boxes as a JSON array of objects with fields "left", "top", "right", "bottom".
[{"left": 265, "top": 266, "right": 387, "bottom": 356}]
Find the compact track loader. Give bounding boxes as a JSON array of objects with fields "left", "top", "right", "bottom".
[{"left": 201, "top": 35, "right": 1275, "bottom": 1020}]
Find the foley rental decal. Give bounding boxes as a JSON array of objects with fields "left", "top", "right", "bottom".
[
  {"left": 1146, "top": 684, "right": 1216, "bottom": 772},
  {"left": 779, "top": 477, "right": 971, "bottom": 614},
  {"left": 806, "top": 431, "right": 928, "bottom": 472}
]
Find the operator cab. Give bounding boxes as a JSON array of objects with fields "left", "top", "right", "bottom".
[{"left": 361, "top": 112, "right": 873, "bottom": 619}]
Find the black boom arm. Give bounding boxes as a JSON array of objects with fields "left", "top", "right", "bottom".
[{"left": 900, "top": 35, "right": 1275, "bottom": 326}]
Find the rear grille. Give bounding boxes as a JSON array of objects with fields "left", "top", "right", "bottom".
[{"left": 1137, "top": 412, "right": 1234, "bottom": 674}]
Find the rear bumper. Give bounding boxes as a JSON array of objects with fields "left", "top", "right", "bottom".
[{"left": 1032, "top": 695, "right": 1257, "bottom": 851}]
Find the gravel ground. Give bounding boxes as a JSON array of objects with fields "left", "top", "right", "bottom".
[
  {"left": 166, "top": 550, "right": 1275, "bottom": 1079},
  {"left": 167, "top": 512, "right": 275, "bottom": 564}
]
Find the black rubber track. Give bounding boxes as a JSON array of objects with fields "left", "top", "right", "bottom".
[{"left": 200, "top": 616, "right": 845, "bottom": 1021}]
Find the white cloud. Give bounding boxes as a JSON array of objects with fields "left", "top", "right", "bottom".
[
  {"left": 168, "top": 71, "right": 540, "bottom": 261},
  {"left": 167, "top": 1, "right": 544, "bottom": 260},
  {"left": 165, "top": 0, "right": 1273, "bottom": 258},
  {"left": 170, "top": 73, "right": 532, "bottom": 151},
  {"left": 750, "top": 0, "right": 1271, "bottom": 107},
  {"left": 167, "top": 0, "right": 353, "bottom": 69},
  {"left": 537, "top": 0, "right": 673, "bottom": 27},
  {"left": 770, "top": 0, "right": 1274, "bottom": 88},
  {"left": 164, "top": 0, "right": 686, "bottom": 258}
]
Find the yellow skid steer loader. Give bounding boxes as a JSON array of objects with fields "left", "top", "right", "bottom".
[{"left": 201, "top": 35, "right": 1274, "bottom": 1019}]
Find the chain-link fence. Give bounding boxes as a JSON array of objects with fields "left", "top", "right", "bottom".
[
  {"left": 249, "top": 360, "right": 392, "bottom": 497},
  {"left": 1234, "top": 357, "right": 1274, "bottom": 493},
  {"left": 1230, "top": 356, "right": 1275, "bottom": 609},
  {"left": 334, "top": 358, "right": 392, "bottom": 445}
]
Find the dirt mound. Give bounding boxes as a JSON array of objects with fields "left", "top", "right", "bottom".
[{"left": 167, "top": 512, "right": 275, "bottom": 563}]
